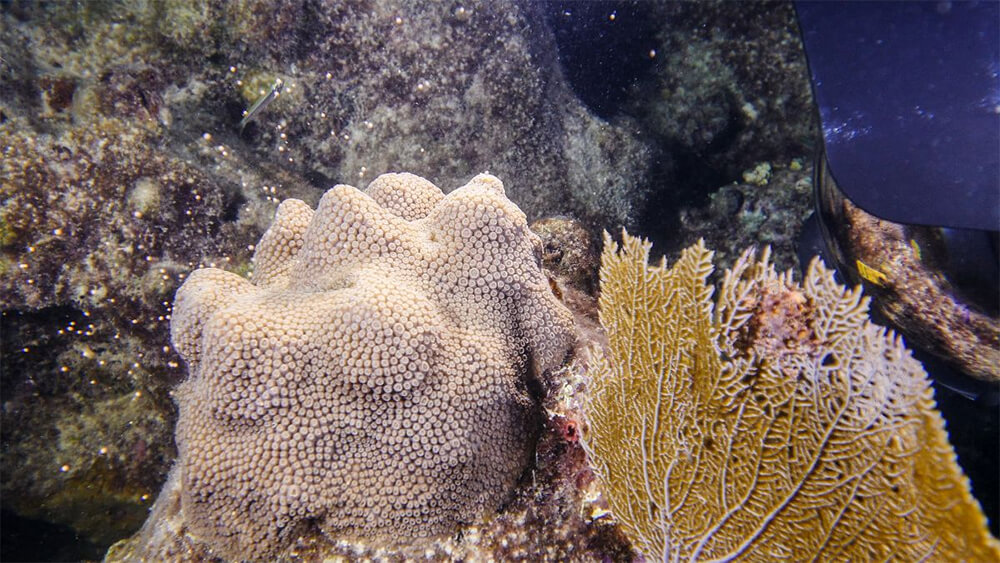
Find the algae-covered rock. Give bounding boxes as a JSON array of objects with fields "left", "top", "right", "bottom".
[
  {"left": 675, "top": 159, "right": 814, "bottom": 273},
  {"left": 630, "top": 1, "right": 816, "bottom": 185},
  {"left": 539, "top": 1, "right": 817, "bottom": 262}
]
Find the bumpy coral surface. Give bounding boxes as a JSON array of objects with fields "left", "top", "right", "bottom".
[
  {"left": 584, "top": 231, "right": 1000, "bottom": 561},
  {"left": 154, "top": 172, "right": 574, "bottom": 559}
]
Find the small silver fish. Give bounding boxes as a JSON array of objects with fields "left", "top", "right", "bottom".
[{"left": 239, "top": 78, "right": 283, "bottom": 130}]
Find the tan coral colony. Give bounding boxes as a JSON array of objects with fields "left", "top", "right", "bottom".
[{"left": 137, "top": 173, "right": 575, "bottom": 559}]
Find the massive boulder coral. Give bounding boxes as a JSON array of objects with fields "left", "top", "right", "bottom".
[{"left": 130, "top": 172, "right": 575, "bottom": 559}]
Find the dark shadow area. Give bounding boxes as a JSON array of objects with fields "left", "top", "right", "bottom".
[
  {"left": 542, "top": 1, "right": 659, "bottom": 120},
  {"left": 0, "top": 509, "right": 105, "bottom": 562},
  {"left": 636, "top": 146, "right": 738, "bottom": 263}
]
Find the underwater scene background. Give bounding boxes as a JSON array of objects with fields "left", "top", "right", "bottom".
[{"left": 1, "top": 1, "right": 996, "bottom": 561}]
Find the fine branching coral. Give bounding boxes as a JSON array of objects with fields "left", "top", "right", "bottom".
[
  {"left": 583, "top": 230, "right": 1000, "bottom": 561},
  {"left": 128, "top": 172, "right": 575, "bottom": 560}
]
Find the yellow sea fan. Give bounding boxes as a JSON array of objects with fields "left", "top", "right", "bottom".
[{"left": 583, "top": 230, "right": 999, "bottom": 561}]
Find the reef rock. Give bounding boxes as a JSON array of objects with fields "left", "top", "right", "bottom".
[
  {"left": 124, "top": 173, "right": 575, "bottom": 559},
  {"left": 675, "top": 159, "right": 814, "bottom": 273},
  {"left": 631, "top": 1, "right": 815, "bottom": 183}
]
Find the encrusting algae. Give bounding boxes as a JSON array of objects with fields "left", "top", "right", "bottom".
[{"left": 582, "top": 230, "right": 1000, "bottom": 561}]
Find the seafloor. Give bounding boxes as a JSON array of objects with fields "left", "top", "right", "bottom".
[{"left": 0, "top": 1, "right": 996, "bottom": 561}]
